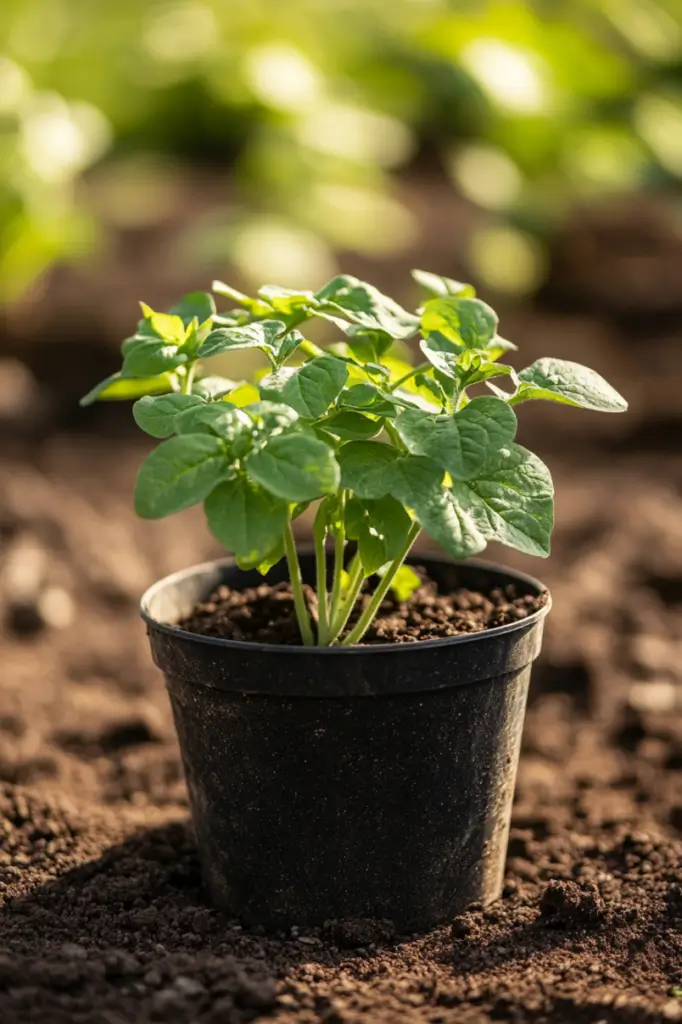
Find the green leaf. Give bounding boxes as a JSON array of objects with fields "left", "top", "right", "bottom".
[
  {"left": 134, "top": 435, "right": 235, "bottom": 519},
  {"left": 236, "top": 539, "right": 285, "bottom": 575},
  {"left": 192, "top": 376, "right": 238, "bottom": 399},
  {"left": 345, "top": 326, "right": 394, "bottom": 363},
  {"left": 80, "top": 372, "right": 177, "bottom": 406},
  {"left": 205, "top": 477, "right": 289, "bottom": 562},
  {"left": 324, "top": 410, "right": 383, "bottom": 440},
  {"left": 387, "top": 564, "right": 421, "bottom": 602},
  {"left": 421, "top": 296, "right": 498, "bottom": 350},
  {"left": 246, "top": 434, "right": 339, "bottom": 502},
  {"left": 122, "top": 340, "right": 187, "bottom": 377},
  {"left": 411, "top": 269, "right": 476, "bottom": 299},
  {"left": 199, "top": 320, "right": 287, "bottom": 360},
  {"left": 486, "top": 336, "right": 518, "bottom": 360},
  {"left": 277, "top": 356, "right": 348, "bottom": 419},
  {"left": 133, "top": 393, "right": 205, "bottom": 438},
  {"left": 315, "top": 275, "right": 419, "bottom": 340},
  {"left": 212, "top": 280, "right": 271, "bottom": 315},
  {"left": 395, "top": 397, "right": 517, "bottom": 480},
  {"left": 337, "top": 440, "right": 399, "bottom": 499},
  {"left": 344, "top": 495, "right": 412, "bottom": 574},
  {"left": 385, "top": 455, "right": 487, "bottom": 559},
  {"left": 246, "top": 401, "right": 300, "bottom": 433},
  {"left": 512, "top": 358, "right": 628, "bottom": 413},
  {"left": 338, "top": 382, "right": 398, "bottom": 417},
  {"left": 454, "top": 351, "right": 518, "bottom": 389},
  {"left": 169, "top": 291, "right": 216, "bottom": 326},
  {"left": 174, "top": 405, "right": 253, "bottom": 453},
  {"left": 450, "top": 443, "right": 554, "bottom": 557}
]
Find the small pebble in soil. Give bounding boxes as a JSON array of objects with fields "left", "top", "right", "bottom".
[{"left": 539, "top": 879, "right": 606, "bottom": 927}]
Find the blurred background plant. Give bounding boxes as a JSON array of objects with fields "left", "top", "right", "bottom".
[{"left": 1, "top": 0, "right": 681, "bottom": 306}]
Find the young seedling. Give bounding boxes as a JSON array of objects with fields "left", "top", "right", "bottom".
[{"left": 82, "top": 272, "right": 627, "bottom": 646}]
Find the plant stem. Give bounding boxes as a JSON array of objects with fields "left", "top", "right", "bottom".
[
  {"left": 326, "top": 556, "right": 365, "bottom": 646},
  {"left": 313, "top": 503, "right": 329, "bottom": 645},
  {"left": 384, "top": 419, "right": 406, "bottom": 451},
  {"left": 329, "top": 491, "right": 347, "bottom": 621},
  {"left": 182, "top": 362, "right": 197, "bottom": 395},
  {"left": 390, "top": 362, "right": 431, "bottom": 392},
  {"left": 341, "top": 521, "right": 421, "bottom": 646},
  {"left": 299, "top": 338, "right": 325, "bottom": 359},
  {"left": 283, "top": 521, "right": 315, "bottom": 646}
]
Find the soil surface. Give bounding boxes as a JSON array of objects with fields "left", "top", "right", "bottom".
[
  {"left": 2, "top": 194, "right": 682, "bottom": 1022},
  {"left": 179, "top": 577, "right": 548, "bottom": 645}
]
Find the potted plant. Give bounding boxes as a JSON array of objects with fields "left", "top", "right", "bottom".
[{"left": 82, "top": 271, "right": 627, "bottom": 930}]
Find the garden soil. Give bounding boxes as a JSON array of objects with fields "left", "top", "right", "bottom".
[{"left": 2, "top": 195, "right": 682, "bottom": 1022}]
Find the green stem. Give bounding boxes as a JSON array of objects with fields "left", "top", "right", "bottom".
[
  {"left": 283, "top": 521, "right": 315, "bottom": 647},
  {"left": 329, "top": 491, "right": 347, "bottom": 622},
  {"left": 390, "top": 362, "right": 431, "bottom": 392},
  {"left": 384, "top": 419, "right": 406, "bottom": 452},
  {"left": 313, "top": 503, "right": 329, "bottom": 645},
  {"left": 299, "top": 338, "right": 325, "bottom": 359},
  {"left": 326, "top": 556, "right": 365, "bottom": 646},
  {"left": 341, "top": 522, "right": 421, "bottom": 647},
  {"left": 181, "top": 362, "right": 197, "bottom": 395}
]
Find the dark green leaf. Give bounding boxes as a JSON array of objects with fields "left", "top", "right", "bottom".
[
  {"left": 278, "top": 356, "right": 348, "bottom": 419},
  {"left": 395, "top": 397, "right": 517, "bottom": 480},
  {"left": 205, "top": 477, "right": 289, "bottom": 562},
  {"left": 345, "top": 326, "right": 394, "bottom": 363},
  {"left": 324, "top": 410, "right": 383, "bottom": 440},
  {"left": 338, "top": 383, "right": 398, "bottom": 417},
  {"left": 344, "top": 495, "right": 412, "bottom": 574},
  {"left": 512, "top": 358, "right": 628, "bottom": 412},
  {"left": 80, "top": 372, "right": 177, "bottom": 406},
  {"left": 315, "top": 275, "right": 419, "bottom": 340},
  {"left": 122, "top": 340, "right": 187, "bottom": 377},
  {"left": 385, "top": 455, "right": 487, "bottom": 559},
  {"left": 236, "top": 540, "right": 285, "bottom": 575},
  {"left": 132, "top": 393, "right": 204, "bottom": 438},
  {"left": 421, "top": 296, "right": 498, "bottom": 350},
  {"left": 337, "top": 440, "right": 399, "bottom": 499},
  {"left": 411, "top": 269, "right": 476, "bottom": 299},
  {"left": 134, "top": 435, "right": 234, "bottom": 519},
  {"left": 246, "top": 401, "right": 300, "bottom": 433},
  {"left": 169, "top": 291, "right": 216, "bottom": 327},
  {"left": 245, "top": 434, "right": 339, "bottom": 502},
  {"left": 199, "top": 320, "right": 287, "bottom": 360},
  {"left": 450, "top": 443, "right": 554, "bottom": 556},
  {"left": 174, "top": 405, "right": 253, "bottom": 452}
]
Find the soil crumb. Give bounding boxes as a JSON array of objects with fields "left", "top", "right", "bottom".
[{"left": 178, "top": 572, "right": 548, "bottom": 645}]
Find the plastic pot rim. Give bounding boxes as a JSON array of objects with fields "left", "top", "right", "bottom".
[{"left": 141, "top": 552, "right": 551, "bottom": 657}]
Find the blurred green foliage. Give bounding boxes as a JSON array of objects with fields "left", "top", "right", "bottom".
[{"left": 1, "top": 0, "right": 681, "bottom": 301}]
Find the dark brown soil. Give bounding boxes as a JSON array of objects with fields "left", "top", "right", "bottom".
[{"left": 179, "top": 576, "right": 549, "bottom": 645}]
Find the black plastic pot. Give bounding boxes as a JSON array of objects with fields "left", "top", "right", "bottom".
[{"left": 141, "top": 554, "right": 550, "bottom": 931}]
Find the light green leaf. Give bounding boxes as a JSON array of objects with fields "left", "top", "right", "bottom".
[
  {"left": 80, "top": 372, "right": 177, "bottom": 406},
  {"left": 278, "top": 356, "right": 348, "bottom": 419},
  {"left": 315, "top": 275, "right": 419, "bottom": 340},
  {"left": 421, "top": 296, "right": 498, "bottom": 350},
  {"left": 192, "top": 376, "right": 238, "bottom": 399},
  {"left": 512, "top": 358, "right": 628, "bottom": 413},
  {"left": 324, "top": 410, "right": 383, "bottom": 440},
  {"left": 385, "top": 455, "right": 487, "bottom": 560},
  {"left": 134, "top": 435, "right": 235, "bottom": 519},
  {"left": 122, "top": 340, "right": 187, "bottom": 377},
  {"left": 454, "top": 350, "right": 518, "bottom": 389},
  {"left": 246, "top": 401, "right": 300, "bottom": 433},
  {"left": 169, "top": 291, "right": 216, "bottom": 327},
  {"left": 246, "top": 434, "right": 339, "bottom": 502},
  {"left": 345, "top": 326, "right": 394, "bottom": 363},
  {"left": 257, "top": 285, "right": 317, "bottom": 314},
  {"left": 138, "top": 309, "right": 186, "bottom": 344},
  {"left": 395, "top": 397, "right": 517, "bottom": 480},
  {"left": 486, "top": 336, "right": 518, "bottom": 360},
  {"left": 387, "top": 564, "right": 421, "bottom": 602},
  {"left": 132, "top": 393, "right": 204, "bottom": 438},
  {"left": 450, "top": 443, "right": 554, "bottom": 556},
  {"left": 205, "top": 477, "right": 289, "bottom": 562},
  {"left": 337, "top": 440, "right": 400, "bottom": 499},
  {"left": 411, "top": 269, "right": 476, "bottom": 299}
]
